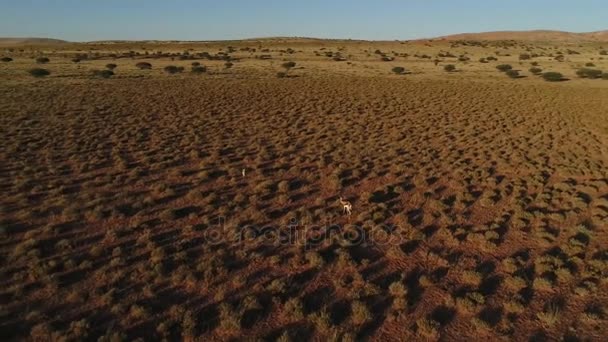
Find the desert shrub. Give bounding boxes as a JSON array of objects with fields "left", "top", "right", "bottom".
[
  {"left": 479, "top": 58, "right": 488, "bottom": 63},
  {"left": 602, "top": 73, "right": 608, "bottom": 80},
  {"left": 350, "top": 300, "right": 372, "bottom": 325},
  {"left": 529, "top": 67, "right": 543, "bottom": 75},
  {"left": 93, "top": 69, "right": 114, "bottom": 78},
  {"left": 585, "top": 62, "right": 595, "bottom": 67},
  {"left": 576, "top": 68, "right": 603, "bottom": 79},
  {"left": 283, "top": 298, "right": 304, "bottom": 320},
  {"left": 136, "top": 62, "right": 152, "bottom": 70},
  {"left": 71, "top": 58, "right": 81, "bottom": 63},
  {"left": 443, "top": 64, "right": 456, "bottom": 72},
  {"left": 506, "top": 70, "right": 520, "bottom": 78},
  {"left": 191, "top": 61, "right": 200, "bottom": 67},
  {"left": 537, "top": 302, "right": 560, "bottom": 326},
  {"left": 519, "top": 54, "right": 531, "bottom": 60},
  {"left": 224, "top": 62, "right": 234, "bottom": 69},
  {"left": 36, "top": 57, "right": 50, "bottom": 64},
  {"left": 282, "top": 61, "right": 296, "bottom": 70},
  {"left": 305, "top": 251, "right": 324, "bottom": 268},
  {"left": 600, "top": 50, "right": 607, "bottom": 55},
  {"left": 277, "top": 71, "right": 287, "bottom": 78},
  {"left": 105, "top": 63, "right": 117, "bottom": 70},
  {"left": 164, "top": 65, "right": 184, "bottom": 74},
  {"left": 388, "top": 281, "right": 408, "bottom": 297},
  {"left": 416, "top": 318, "right": 440, "bottom": 338},
  {"left": 391, "top": 66, "right": 405, "bottom": 74},
  {"left": 28, "top": 68, "right": 50, "bottom": 77},
  {"left": 530, "top": 61, "right": 539, "bottom": 66},
  {"left": 496, "top": 64, "right": 513, "bottom": 72},
  {"left": 191, "top": 65, "right": 206, "bottom": 73},
  {"left": 1, "top": 57, "right": 12, "bottom": 62},
  {"left": 218, "top": 303, "right": 240, "bottom": 330},
  {"left": 542, "top": 72, "right": 564, "bottom": 82}
]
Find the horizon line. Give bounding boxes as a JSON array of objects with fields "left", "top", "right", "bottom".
[{"left": 2, "top": 28, "right": 607, "bottom": 44}]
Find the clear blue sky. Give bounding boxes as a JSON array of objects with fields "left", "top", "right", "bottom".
[{"left": 1, "top": 0, "right": 606, "bottom": 41}]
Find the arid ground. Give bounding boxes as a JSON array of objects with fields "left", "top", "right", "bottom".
[{"left": 1, "top": 37, "right": 608, "bottom": 341}]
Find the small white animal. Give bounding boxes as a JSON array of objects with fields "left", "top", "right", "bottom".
[
  {"left": 242, "top": 168, "right": 246, "bottom": 178},
  {"left": 339, "top": 196, "right": 353, "bottom": 216}
]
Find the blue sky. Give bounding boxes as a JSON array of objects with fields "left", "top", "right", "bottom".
[{"left": 1, "top": 0, "right": 606, "bottom": 41}]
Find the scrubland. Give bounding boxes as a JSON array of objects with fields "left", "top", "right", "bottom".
[{"left": 1, "top": 38, "right": 608, "bottom": 341}]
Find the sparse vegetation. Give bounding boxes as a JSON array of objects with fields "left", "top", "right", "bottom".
[
  {"left": 496, "top": 64, "right": 513, "bottom": 72},
  {"left": 136, "top": 62, "right": 152, "bottom": 70},
  {"left": 2, "top": 37, "right": 608, "bottom": 342},
  {"left": 36, "top": 57, "right": 50, "bottom": 64},
  {"left": 542, "top": 71, "right": 564, "bottom": 82},
  {"left": 93, "top": 69, "right": 114, "bottom": 78},
  {"left": 391, "top": 66, "right": 406, "bottom": 74},
  {"left": 191, "top": 65, "right": 207, "bottom": 73},
  {"left": 444, "top": 64, "right": 456, "bottom": 72},
  {"left": 28, "top": 68, "right": 50, "bottom": 77},
  {"left": 164, "top": 65, "right": 184, "bottom": 74},
  {"left": 506, "top": 70, "right": 520, "bottom": 78},
  {"left": 1, "top": 57, "right": 13, "bottom": 62},
  {"left": 576, "top": 68, "right": 603, "bottom": 79}
]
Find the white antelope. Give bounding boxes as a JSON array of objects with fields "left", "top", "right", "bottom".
[{"left": 339, "top": 196, "right": 353, "bottom": 216}]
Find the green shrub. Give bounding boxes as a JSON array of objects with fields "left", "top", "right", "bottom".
[
  {"left": 576, "top": 68, "right": 603, "bottom": 79},
  {"left": 106, "top": 63, "right": 117, "bottom": 70},
  {"left": 136, "top": 62, "right": 152, "bottom": 70},
  {"left": 164, "top": 65, "right": 184, "bottom": 74},
  {"left": 191, "top": 66, "right": 206, "bottom": 74},
  {"left": 542, "top": 72, "right": 564, "bottom": 82},
  {"left": 28, "top": 68, "right": 50, "bottom": 77},
  {"left": 36, "top": 57, "right": 49, "bottom": 64},
  {"left": 506, "top": 70, "right": 520, "bottom": 78},
  {"left": 529, "top": 67, "right": 543, "bottom": 75},
  {"left": 93, "top": 70, "right": 114, "bottom": 78},
  {"left": 444, "top": 64, "right": 456, "bottom": 72},
  {"left": 1, "top": 57, "right": 12, "bottom": 62},
  {"left": 496, "top": 64, "right": 513, "bottom": 72},
  {"left": 392, "top": 66, "right": 406, "bottom": 74}
]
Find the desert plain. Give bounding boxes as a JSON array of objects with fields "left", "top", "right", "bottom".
[{"left": 1, "top": 35, "right": 608, "bottom": 341}]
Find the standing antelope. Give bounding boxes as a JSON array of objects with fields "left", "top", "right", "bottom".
[{"left": 339, "top": 197, "right": 353, "bottom": 216}]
